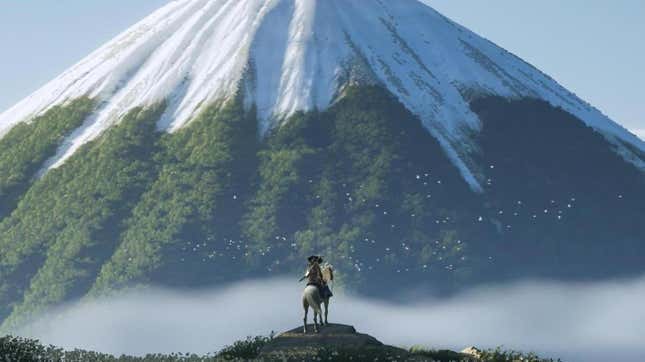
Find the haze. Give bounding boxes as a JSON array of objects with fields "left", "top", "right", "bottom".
[{"left": 19, "top": 277, "right": 645, "bottom": 362}]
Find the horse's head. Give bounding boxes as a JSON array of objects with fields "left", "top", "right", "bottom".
[{"left": 321, "top": 264, "right": 334, "bottom": 283}]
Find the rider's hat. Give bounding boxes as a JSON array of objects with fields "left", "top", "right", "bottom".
[{"left": 308, "top": 255, "right": 323, "bottom": 263}]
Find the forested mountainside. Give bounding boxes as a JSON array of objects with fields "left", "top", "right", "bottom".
[{"left": 0, "top": 86, "right": 643, "bottom": 331}]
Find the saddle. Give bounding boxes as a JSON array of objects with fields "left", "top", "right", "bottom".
[{"left": 306, "top": 282, "right": 333, "bottom": 299}]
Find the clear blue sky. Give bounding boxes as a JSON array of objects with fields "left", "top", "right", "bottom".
[{"left": 0, "top": 0, "right": 643, "bottom": 136}]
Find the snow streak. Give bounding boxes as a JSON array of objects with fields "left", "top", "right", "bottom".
[{"left": 0, "top": 0, "right": 643, "bottom": 189}]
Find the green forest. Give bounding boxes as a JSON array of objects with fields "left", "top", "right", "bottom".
[
  {"left": 0, "top": 86, "right": 643, "bottom": 332},
  {"left": 0, "top": 98, "right": 94, "bottom": 218}
]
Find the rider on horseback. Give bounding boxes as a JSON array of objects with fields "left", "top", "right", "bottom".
[
  {"left": 300, "top": 255, "right": 333, "bottom": 299},
  {"left": 300, "top": 255, "right": 334, "bottom": 330}
]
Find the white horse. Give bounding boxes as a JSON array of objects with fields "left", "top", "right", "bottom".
[
  {"left": 302, "top": 284, "right": 323, "bottom": 333},
  {"left": 301, "top": 264, "right": 333, "bottom": 333}
]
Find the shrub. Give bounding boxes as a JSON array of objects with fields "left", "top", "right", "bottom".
[
  {"left": 216, "top": 335, "right": 272, "bottom": 360},
  {"left": 479, "top": 347, "right": 561, "bottom": 362}
]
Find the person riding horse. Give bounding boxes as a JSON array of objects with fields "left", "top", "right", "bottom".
[
  {"left": 300, "top": 255, "right": 334, "bottom": 331},
  {"left": 300, "top": 255, "right": 333, "bottom": 299}
]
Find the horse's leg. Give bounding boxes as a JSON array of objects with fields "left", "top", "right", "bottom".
[
  {"left": 324, "top": 298, "right": 329, "bottom": 325},
  {"left": 303, "top": 300, "right": 309, "bottom": 334},
  {"left": 313, "top": 307, "right": 319, "bottom": 333}
]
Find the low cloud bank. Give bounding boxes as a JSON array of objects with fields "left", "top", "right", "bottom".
[{"left": 17, "top": 276, "right": 645, "bottom": 361}]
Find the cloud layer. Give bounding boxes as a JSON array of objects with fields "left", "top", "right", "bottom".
[{"left": 18, "top": 276, "right": 645, "bottom": 361}]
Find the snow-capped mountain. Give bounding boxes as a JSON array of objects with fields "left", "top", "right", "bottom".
[
  {"left": 0, "top": 0, "right": 642, "bottom": 191},
  {"left": 1, "top": 0, "right": 645, "bottom": 332}
]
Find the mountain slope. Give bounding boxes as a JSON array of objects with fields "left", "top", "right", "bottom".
[
  {"left": 0, "top": 104, "right": 165, "bottom": 329},
  {"left": 0, "top": 0, "right": 642, "bottom": 191},
  {"left": 0, "top": 0, "right": 644, "bottom": 331},
  {"left": 1, "top": 87, "right": 643, "bottom": 331},
  {"left": 0, "top": 99, "right": 93, "bottom": 218}
]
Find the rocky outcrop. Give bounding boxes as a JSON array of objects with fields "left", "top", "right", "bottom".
[
  {"left": 461, "top": 346, "right": 482, "bottom": 359},
  {"left": 261, "top": 324, "right": 382, "bottom": 353},
  {"left": 258, "top": 324, "right": 478, "bottom": 361}
]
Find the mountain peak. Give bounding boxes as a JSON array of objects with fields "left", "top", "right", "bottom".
[{"left": 0, "top": 0, "right": 642, "bottom": 189}]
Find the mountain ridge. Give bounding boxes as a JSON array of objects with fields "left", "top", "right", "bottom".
[{"left": 0, "top": 0, "right": 642, "bottom": 191}]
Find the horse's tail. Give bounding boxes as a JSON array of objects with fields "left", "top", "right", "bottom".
[{"left": 303, "top": 285, "right": 322, "bottom": 314}]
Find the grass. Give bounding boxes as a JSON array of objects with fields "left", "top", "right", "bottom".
[{"left": 0, "top": 334, "right": 562, "bottom": 362}]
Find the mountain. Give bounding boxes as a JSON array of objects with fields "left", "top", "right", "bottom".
[{"left": 0, "top": 0, "right": 643, "bottom": 331}]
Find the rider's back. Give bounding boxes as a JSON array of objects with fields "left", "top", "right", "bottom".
[{"left": 306, "top": 263, "right": 323, "bottom": 286}]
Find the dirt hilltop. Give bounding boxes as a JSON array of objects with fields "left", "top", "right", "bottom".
[{"left": 258, "top": 323, "right": 478, "bottom": 361}]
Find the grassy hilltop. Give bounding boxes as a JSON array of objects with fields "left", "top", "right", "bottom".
[{"left": 0, "top": 333, "right": 560, "bottom": 362}]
